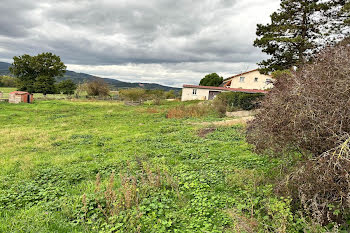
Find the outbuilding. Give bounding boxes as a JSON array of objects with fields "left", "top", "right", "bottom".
[{"left": 9, "top": 91, "right": 33, "bottom": 104}]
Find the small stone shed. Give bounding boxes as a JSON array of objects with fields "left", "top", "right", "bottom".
[{"left": 9, "top": 91, "right": 33, "bottom": 104}]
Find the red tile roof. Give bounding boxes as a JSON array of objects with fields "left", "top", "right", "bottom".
[
  {"left": 9, "top": 91, "right": 31, "bottom": 95},
  {"left": 183, "top": 85, "right": 268, "bottom": 94}
]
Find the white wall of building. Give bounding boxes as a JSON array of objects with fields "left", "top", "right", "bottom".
[{"left": 181, "top": 88, "right": 210, "bottom": 101}]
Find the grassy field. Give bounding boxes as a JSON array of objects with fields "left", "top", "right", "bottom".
[
  {"left": 0, "top": 99, "right": 305, "bottom": 232},
  {"left": 0, "top": 87, "right": 69, "bottom": 100},
  {"left": 0, "top": 87, "right": 117, "bottom": 101},
  {"left": 0, "top": 87, "right": 16, "bottom": 98}
]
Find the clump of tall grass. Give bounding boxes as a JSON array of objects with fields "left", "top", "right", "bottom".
[
  {"left": 81, "top": 162, "right": 179, "bottom": 224},
  {"left": 166, "top": 102, "right": 220, "bottom": 118}
]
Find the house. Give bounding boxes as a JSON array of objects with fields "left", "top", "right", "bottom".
[
  {"left": 9, "top": 91, "right": 33, "bottom": 104},
  {"left": 181, "top": 69, "right": 272, "bottom": 101},
  {"left": 222, "top": 69, "right": 273, "bottom": 90},
  {"left": 181, "top": 85, "right": 267, "bottom": 101}
]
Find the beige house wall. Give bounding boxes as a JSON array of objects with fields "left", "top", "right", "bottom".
[
  {"left": 229, "top": 70, "right": 273, "bottom": 90},
  {"left": 9, "top": 94, "right": 22, "bottom": 104},
  {"left": 181, "top": 87, "right": 210, "bottom": 101}
]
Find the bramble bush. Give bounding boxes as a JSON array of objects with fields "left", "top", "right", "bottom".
[
  {"left": 247, "top": 39, "right": 350, "bottom": 226},
  {"left": 86, "top": 79, "right": 110, "bottom": 97},
  {"left": 247, "top": 39, "right": 350, "bottom": 156},
  {"left": 278, "top": 139, "right": 350, "bottom": 227}
]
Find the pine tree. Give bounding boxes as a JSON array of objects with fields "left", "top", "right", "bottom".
[
  {"left": 254, "top": 0, "right": 349, "bottom": 73},
  {"left": 340, "top": 1, "right": 350, "bottom": 25}
]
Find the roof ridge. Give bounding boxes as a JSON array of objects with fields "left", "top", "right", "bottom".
[
  {"left": 183, "top": 84, "right": 268, "bottom": 94},
  {"left": 224, "top": 69, "right": 262, "bottom": 81}
]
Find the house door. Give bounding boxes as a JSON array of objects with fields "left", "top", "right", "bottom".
[
  {"left": 208, "top": 91, "right": 220, "bottom": 100},
  {"left": 27, "top": 95, "right": 31, "bottom": 103}
]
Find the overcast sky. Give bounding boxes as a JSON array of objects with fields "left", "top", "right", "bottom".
[{"left": 0, "top": 0, "right": 280, "bottom": 87}]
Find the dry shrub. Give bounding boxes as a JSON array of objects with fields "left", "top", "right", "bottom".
[
  {"left": 119, "top": 88, "right": 146, "bottom": 102},
  {"left": 247, "top": 39, "right": 350, "bottom": 226},
  {"left": 278, "top": 138, "right": 350, "bottom": 225},
  {"left": 146, "top": 108, "right": 159, "bottom": 114},
  {"left": 166, "top": 103, "right": 216, "bottom": 119},
  {"left": 247, "top": 40, "right": 350, "bottom": 156},
  {"left": 86, "top": 79, "right": 110, "bottom": 97},
  {"left": 226, "top": 209, "right": 259, "bottom": 233}
]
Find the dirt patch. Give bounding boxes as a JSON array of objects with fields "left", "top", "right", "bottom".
[
  {"left": 197, "top": 127, "right": 216, "bottom": 137},
  {"left": 193, "top": 116, "right": 254, "bottom": 127},
  {"left": 226, "top": 209, "right": 258, "bottom": 233}
]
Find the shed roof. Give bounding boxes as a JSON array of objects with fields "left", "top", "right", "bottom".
[
  {"left": 9, "top": 91, "right": 31, "bottom": 95},
  {"left": 183, "top": 85, "right": 268, "bottom": 94}
]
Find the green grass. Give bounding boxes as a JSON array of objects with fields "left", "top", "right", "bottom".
[
  {"left": 0, "top": 87, "right": 16, "bottom": 98},
  {"left": 0, "top": 87, "right": 88, "bottom": 100},
  {"left": 0, "top": 100, "right": 312, "bottom": 232}
]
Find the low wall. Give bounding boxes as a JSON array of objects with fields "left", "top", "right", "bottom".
[{"left": 225, "top": 110, "right": 259, "bottom": 118}]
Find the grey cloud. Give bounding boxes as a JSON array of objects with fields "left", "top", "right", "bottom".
[
  {"left": 0, "top": 0, "right": 43, "bottom": 37},
  {"left": 0, "top": 0, "right": 280, "bottom": 86}
]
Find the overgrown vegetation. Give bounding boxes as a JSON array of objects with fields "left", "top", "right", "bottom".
[
  {"left": 214, "top": 92, "right": 265, "bottom": 112},
  {"left": 0, "top": 99, "right": 323, "bottom": 232},
  {"left": 119, "top": 88, "right": 177, "bottom": 104},
  {"left": 166, "top": 92, "right": 264, "bottom": 119},
  {"left": 166, "top": 102, "right": 217, "bottom": 118},
  {"left": 0, "top": 75, "right": 17, "bottom": 87},
  {"left": 248, "top": 40, "right": 350, "bottom": 228},
  {"left": 86, "top": 79, "right": 110, "bottom": 97}
]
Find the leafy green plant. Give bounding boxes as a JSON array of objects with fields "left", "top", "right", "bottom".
[{"left": 214, "top": 91, "right": 264, "bottom": 112}]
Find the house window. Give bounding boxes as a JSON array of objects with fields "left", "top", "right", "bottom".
[
  {"left": 239, "top": 77, "right": 245, "bottom": 82},
  {"left": 265, "top": 78, "right": 272, "bottom": 84},
  {"left": 254, "top": 77, "right": 258, "bottom": 82},
  {"left": 192, "top": 89, "right": 197, "bottom": 95}
]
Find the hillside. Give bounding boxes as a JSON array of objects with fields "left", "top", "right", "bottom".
[
  {"left": 0, "top": 62, "right": 11, "bottom": 76},
  {"left": 0, "top": 62, "right": 180, "bottom": 91}
]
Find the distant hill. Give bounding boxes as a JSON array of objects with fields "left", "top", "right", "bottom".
[
  {"left": 0, "top": 62, "right": 180, "bottom": 91},
  {"left": 0, "top": 62, "right": 11, "bottom": 76}
]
